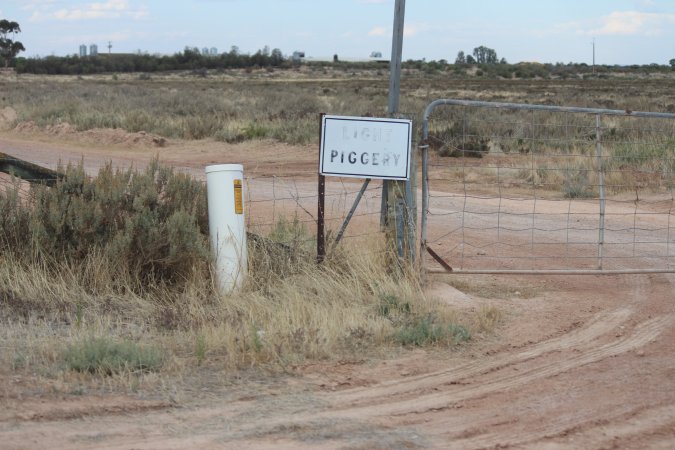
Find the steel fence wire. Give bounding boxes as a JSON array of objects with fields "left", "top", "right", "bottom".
[
  {"left": 243, "top": 174, "right": 384, "bottom": 249},
  {"left": 420, "top": 99, "right": 675, "bottom": 274}
]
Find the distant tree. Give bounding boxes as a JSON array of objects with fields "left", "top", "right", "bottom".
[
  {"left": 455, "top": 51, "right": 466, "bottom": 64},
  {"left": 670, "top": 58, "right": 675, "bottom": 69},
  {"left": 472, "top": 45, "right": 498, "bottom": 64},
  {"left": 466, "top": 54, "right": 476, "bottom": 64},
  {"left": 500, "top": 57, "right": 508, "bottom": 64},
  {"left": 0, "top": 19, "right": 25, "bottom": 68},
  {"left": 270, "top": 48, "right": 284, "bottom": 65}
]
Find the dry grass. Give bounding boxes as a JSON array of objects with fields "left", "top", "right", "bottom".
[
  {"left": 3, "top": 71, "right": 674, "bottom": 148},
  {"left": 0, "top": 235, "right": 479, "bottom": 391}
]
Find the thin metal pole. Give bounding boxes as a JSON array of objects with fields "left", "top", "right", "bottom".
[
  {"left": 595, "top": 114, "right": 605, "bottom": 269},
  {"left": 405, "top": 130, "right": 417, "bottom": 262},
  {"left": 388, "top": 0, "right": 405, "bottom": 116},
  {"left": 381, "top": 0, "right": 406, "bottom": 229},
  {"left": 406, "top": 167, "right": 416, "bottom": 262},
  {"left": 396, "top": 198, "right": 405, "bottom": 258},
  {"left": 420, "top": 143, "right": 429, "bottom": 278},
  {"left": 317, "top": 113, "right": 326, "bottom": 263},
  {"left": 380, "top": 181, "right": 388, "bottom": 228},
  {"left": 317, "top": 174, "right": 326, "bottom": 263}
]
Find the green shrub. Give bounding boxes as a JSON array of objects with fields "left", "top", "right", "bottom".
[
  {"left": 377, "top": 293, "right": 411, "bottom": 318},
  {"left": 395, "top": 316, "right": 471, "bottom": 347},
  {"left": 64, "top": 336, "right": 163, "bottom": 375}
]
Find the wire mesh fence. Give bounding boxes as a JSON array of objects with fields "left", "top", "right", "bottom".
[
  {"left": 0, "top": 152, "right": 386, "bottom": 255},
  {"left": 244, "top": 175, "right": 385, "bottom": 250},
  {"left": 420, "top": 99, "right": 675, "bottom": 274}
]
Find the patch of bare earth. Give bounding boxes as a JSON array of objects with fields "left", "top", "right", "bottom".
[{"left": 1, "top": 130, "right": 674, "bottom": 449}]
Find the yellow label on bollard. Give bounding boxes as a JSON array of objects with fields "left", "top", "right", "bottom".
[{"left": 233, "top": 179, "right": 243, "bottom": 214}]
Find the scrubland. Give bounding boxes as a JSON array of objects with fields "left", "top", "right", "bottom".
[{"left": 1, "top": 65, "right": 673, "bottom": 391}]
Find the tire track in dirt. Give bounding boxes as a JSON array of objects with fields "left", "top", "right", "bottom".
[
  {"left": 333, "top": 307, "right": 633, "bottom": 407},
  {"left": 526, "top": 403, "right": 675, "bottom": 450},
  {"left": 202, "top": 310, "right": 672, "bottom": 446},
  {"left": 436, "top": 402, "right": 675, "bottom": 449},
  {"left": 319, "top": 314, "right": 672, "bottom": 419}
]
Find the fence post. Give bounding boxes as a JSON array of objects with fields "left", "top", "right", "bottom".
[
  {"left": 595, "top": 114, "right": 605, "bottom": 270},
  {"left": 317, "top": 113, "right": 326, "bottom": 264},
  {"left": 420, "top": 142, "right": 429, "bottom": 278}
]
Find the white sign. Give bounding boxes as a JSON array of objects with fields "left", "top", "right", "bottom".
[{"left": 319, "top": 115, "right": 412, "bottom": 180}]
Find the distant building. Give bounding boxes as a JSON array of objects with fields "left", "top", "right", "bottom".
[
  {"left": 210, "top": 47, "right": 218, "bottom": 56},
  {"left": 292, "top": 51, "right": 305, "bottom": 62},
  {"left": 202, "top": 47, "right": 209, "bottom": 56},
  {"left": 79, "top": 45, "right": 87, "bottom": 57},
  {"left": 370, "top": 51, "right": 383, "bottom": 58},
  {"left": 89, "top": 44, "right": 98, "bottom": 56}
]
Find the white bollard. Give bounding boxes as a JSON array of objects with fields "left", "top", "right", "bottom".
[{"left": 205, "top": 164, "right": 247, "bottom": 294}]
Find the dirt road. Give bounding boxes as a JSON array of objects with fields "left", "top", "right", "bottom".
[{"left": 1, "top": 132, "right": 674, "bottom": 449}]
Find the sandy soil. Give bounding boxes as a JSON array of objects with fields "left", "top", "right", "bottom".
[{"left": 1, "top": 130, "right": 674, "bottom": 449}]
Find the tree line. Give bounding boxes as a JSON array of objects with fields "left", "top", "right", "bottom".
[
  {"left": 13, "top": 46, "right": 288, "bottom": 75},
  {"left": 2, "top": 19, "right": 675, "bottom": 76}
]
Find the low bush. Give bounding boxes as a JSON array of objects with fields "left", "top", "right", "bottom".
[
  {"left": 0, "top": 159, "right": 209, "bottom": 291},
  {"left": 63, "top": 336, "right": 163, "bottom": 375},
  {"left": 395, "top": 316, "right": 471, "bottom": 347}
]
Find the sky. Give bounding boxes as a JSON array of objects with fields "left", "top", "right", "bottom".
[{"left": 1, "top": 0, "right": 675, "bottom": 65}]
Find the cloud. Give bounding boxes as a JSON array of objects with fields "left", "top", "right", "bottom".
[
  {"left": 30, "top": 0, "right": 148, "bottom": 22},
  {"left": 547, "top": 10, "right": 675, "bottom": 37},
  {"left": 368, "top": 26, "right": 387, "bottom": 37},
  {"left": 588, "top": 11, "right": 675, "bottom": 36},
  {"left": 404, "top": 22, "right": 432, "bottom": 37},
  {"left": 20, "top": 0, "right": 58, "bottom": 10}
]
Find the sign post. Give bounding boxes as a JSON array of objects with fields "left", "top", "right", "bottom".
[{"left": 317, "top": 114, "right": 412, "bottom": 258}]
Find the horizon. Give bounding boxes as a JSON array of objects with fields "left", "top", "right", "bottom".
[{"left": 2, "top": 0, "right": 675, "bottom": 66}]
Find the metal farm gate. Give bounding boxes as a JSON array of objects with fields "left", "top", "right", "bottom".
[{"left": 419, "top": 100, "right": 675, "bottom": 275}]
